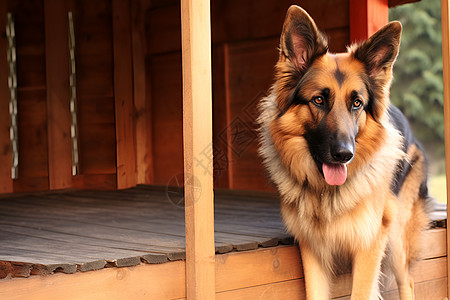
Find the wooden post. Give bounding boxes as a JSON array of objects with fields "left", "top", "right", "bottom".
[
  {"left": 441, "top": 0, "right": 450, "bottom": 296},
  {"left": 181, "top": 0, "right": 216, "bottom": 298},
  {"left": 112, "top": 0, "right": 137, "bottom": 189},
  {"left": 132, "top": 0, "right": 153, "bottom": 185},
  {"left": 44, "top": 0, "right": 73, "bottom": 190},
  {"left": 349, "top": 0, "right": 389, "bottom": 42},
  {"left": 0, "top": 0, "right": 13, "bottom": 193}
]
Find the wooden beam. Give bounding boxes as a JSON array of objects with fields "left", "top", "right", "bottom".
[
  {"left": 132, "top": 0, "right": 153, "bottom": 185},
  {"left": 44, "top": 0, "right": 73, "bottom": 190},
  {"left": 350, "top": 0, "right": 389, "bottom": 42},
  {"left": 180, "top": 0, "right": 216, "bottom": 298},
  {"left": 212, "top": 45, "right": 232, "bottom": 189},
  {"left": 441, "top": 0, "right": 450, "bottom": 296},
  {"left": 0, "top": 0, "right": 13, "bottom": 193},
  {"left": 113, "top": 0, "right": 137, "bottom": 189}
]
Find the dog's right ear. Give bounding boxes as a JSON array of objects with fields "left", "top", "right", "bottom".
[{"left": 280, "top": 5, "right": 328, "bottom": 71}]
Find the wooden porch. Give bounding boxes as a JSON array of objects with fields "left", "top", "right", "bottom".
[
  {"left": 0, "top": 187, "right": 446, "bottom": 299},
  {"left": 0, "top": 0, "right": 449, "bottom": 299}
]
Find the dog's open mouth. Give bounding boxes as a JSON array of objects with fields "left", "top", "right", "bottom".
[{"left": 322, "top": 163, "right": 347, "bottom": 186}]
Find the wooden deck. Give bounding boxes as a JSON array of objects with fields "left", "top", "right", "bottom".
[
  {"left": 0, "top": 186, "right": 447, "bottom": 299},
  {"left": 0, "top": 186, "right": 293, "bottom": 277}
]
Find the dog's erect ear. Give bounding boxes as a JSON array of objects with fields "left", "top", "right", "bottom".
[
  {"left": 280, "top": 5, "right": 328, "bottom": 71},
  {"left": 353, "top": 21, "right": 402, "bottom": 80},
  {"left": 352, "top": 21, "right": 402, "bottom": 121}
]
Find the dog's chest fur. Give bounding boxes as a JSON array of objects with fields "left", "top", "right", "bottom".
[{"left": 258, "top": 90, "right": 404, "bottom": 255}]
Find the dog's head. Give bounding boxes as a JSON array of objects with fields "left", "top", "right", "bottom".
[{"left": 270, "top": 5, "right": 401, "bottom": 187}]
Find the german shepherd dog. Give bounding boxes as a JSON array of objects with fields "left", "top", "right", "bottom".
[{"left": 258, "top": 6, "right": 432, "bottom": 299}]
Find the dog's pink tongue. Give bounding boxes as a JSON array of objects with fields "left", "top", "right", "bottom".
[{"left": 322, "top": 163, "right": 347, "bottom": 186}]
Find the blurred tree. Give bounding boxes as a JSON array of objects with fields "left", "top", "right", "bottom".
[{"left": 390, "top": 0, "right": 444, "bottom": 172}]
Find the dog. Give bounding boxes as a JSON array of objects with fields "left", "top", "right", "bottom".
[{"left": 258, "top": 5, "right": 432, "bottom": 299}]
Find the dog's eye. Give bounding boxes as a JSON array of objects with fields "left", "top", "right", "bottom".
[
  {"left": 312, "top": 96, "right": 324, "bottom": 106},
  {"left": 352, "top": 99, "right": 363, "bottom": 110}
]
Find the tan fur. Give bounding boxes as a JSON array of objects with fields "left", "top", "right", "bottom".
[{"left": 258, "top": 5, "right": 430, "bottom": 300}]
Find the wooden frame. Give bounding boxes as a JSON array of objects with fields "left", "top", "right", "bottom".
[
  {"left": 441, "top": 0, "right": 450, "bottom": 296},
  {"left": 181, "top": 0, "right": 216, "bottom": 298}
]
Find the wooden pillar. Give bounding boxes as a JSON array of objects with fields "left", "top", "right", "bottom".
[
  {"left": 441, "top": 0, "right": 450, "bottom": 296},
  {"left": 44, "top": 0, "right": 73, "bottom": 190},
  {"left": 112, "top": 0, "right": 137, "bottom": 189},
  {"left": 0, "top": 0, "right": 13, "bottom": 193},
  {"left": 132, "top": 0, "right": 153, "bottom": 185},
  {"left": 181, "top": 0, "right": 216, "bottom": 298},
  {"left": 350, "top": 0, "right": 389, "bottom": 42}
]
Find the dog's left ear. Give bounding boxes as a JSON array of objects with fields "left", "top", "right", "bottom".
[
  {"left": 351, "top": 21, "right": 402, "bottom": 121},
  {"left": 353, "top": 21, "right": 402, "bottom": 79}
]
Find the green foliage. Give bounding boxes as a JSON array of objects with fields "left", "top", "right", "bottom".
[{"left": 389, "top": 0, "right": 444, "bottom": 171}]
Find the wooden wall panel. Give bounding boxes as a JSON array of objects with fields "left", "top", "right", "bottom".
[
  {"left": 225, "top": 38, "right": 279, "bottom": 191},
  {"left": 73, "top": 0, "right": 117, "bottom": 182},
  {"left": 15, "top": 89, "right": 48, "bottom": 179},
  {"left": 133, "top": 0, "right": 153, "bottom": 185},
  {"left": 147, "top": 5, "right": 181, "bottom": 55},
  {"left": 146, "top": 0, "right": 351, "bottom": 191},
  {"left": 113, "top": 0, "right": 137, "bottom": 189},
  {"left": 149, "top": 53, "right": 184, "bottom": 185},
  {"left": 44, "top": 0, "right": 73, "bottom": 190},
  {"left": 0, "top": 0, "right": 354, "bottom": 193},
  {"left": 9, "top": 0, "right": 49, "bottom": 192},
  {"left": 0, "top": 0, "right": 13, "bottom": 193},
  {"left": 148, "top": 0, "right": 349, "bottom": 56},
  {"left": 211, "top": 0, "right": 349, "bottom": 46},
  {"left": 212, "top": 45, "right": 232, "bottom": 189}
]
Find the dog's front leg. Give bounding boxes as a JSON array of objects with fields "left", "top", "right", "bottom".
[
  {"left": 299, "top": 242, "right": 329, "bottom": 300},
  {"left": 350, "top": 231, "right": 388, "bottom": 300}
]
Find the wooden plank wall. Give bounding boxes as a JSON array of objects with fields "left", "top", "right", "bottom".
[
  {"left": 71, "top": 0, "right": 117, "bottom": 189},
  {"left": 7, "top": 0, "right": 49, "bottom": 192},
  {"left": 0, "top": 0, "right": 123, "bottom": 193},
  {"left": 44, "top": 0, "right": 73, "bottom": 190},
  {"left": 146, "top": 0, "right": 350, "bottom": 191},
  {"left": 0, "top": 0, "right": 351, "bottom": 193}
]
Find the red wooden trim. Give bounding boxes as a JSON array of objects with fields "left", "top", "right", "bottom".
[
  {"left": 350, "top": 0, "right": 389, "bottom": 43},
  {"left": 0, "top": 1, "right": 13, "bottom": 193},
  {"left": 44, "top": 0, "right": 73, "bottom": 190},
  {"left": 113, "top": 0, "right": 137, "bottom": 189}
]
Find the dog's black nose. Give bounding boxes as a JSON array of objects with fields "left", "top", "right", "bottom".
[{"left": 330, "top": 142, "right": 354, "bottom": 164}]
